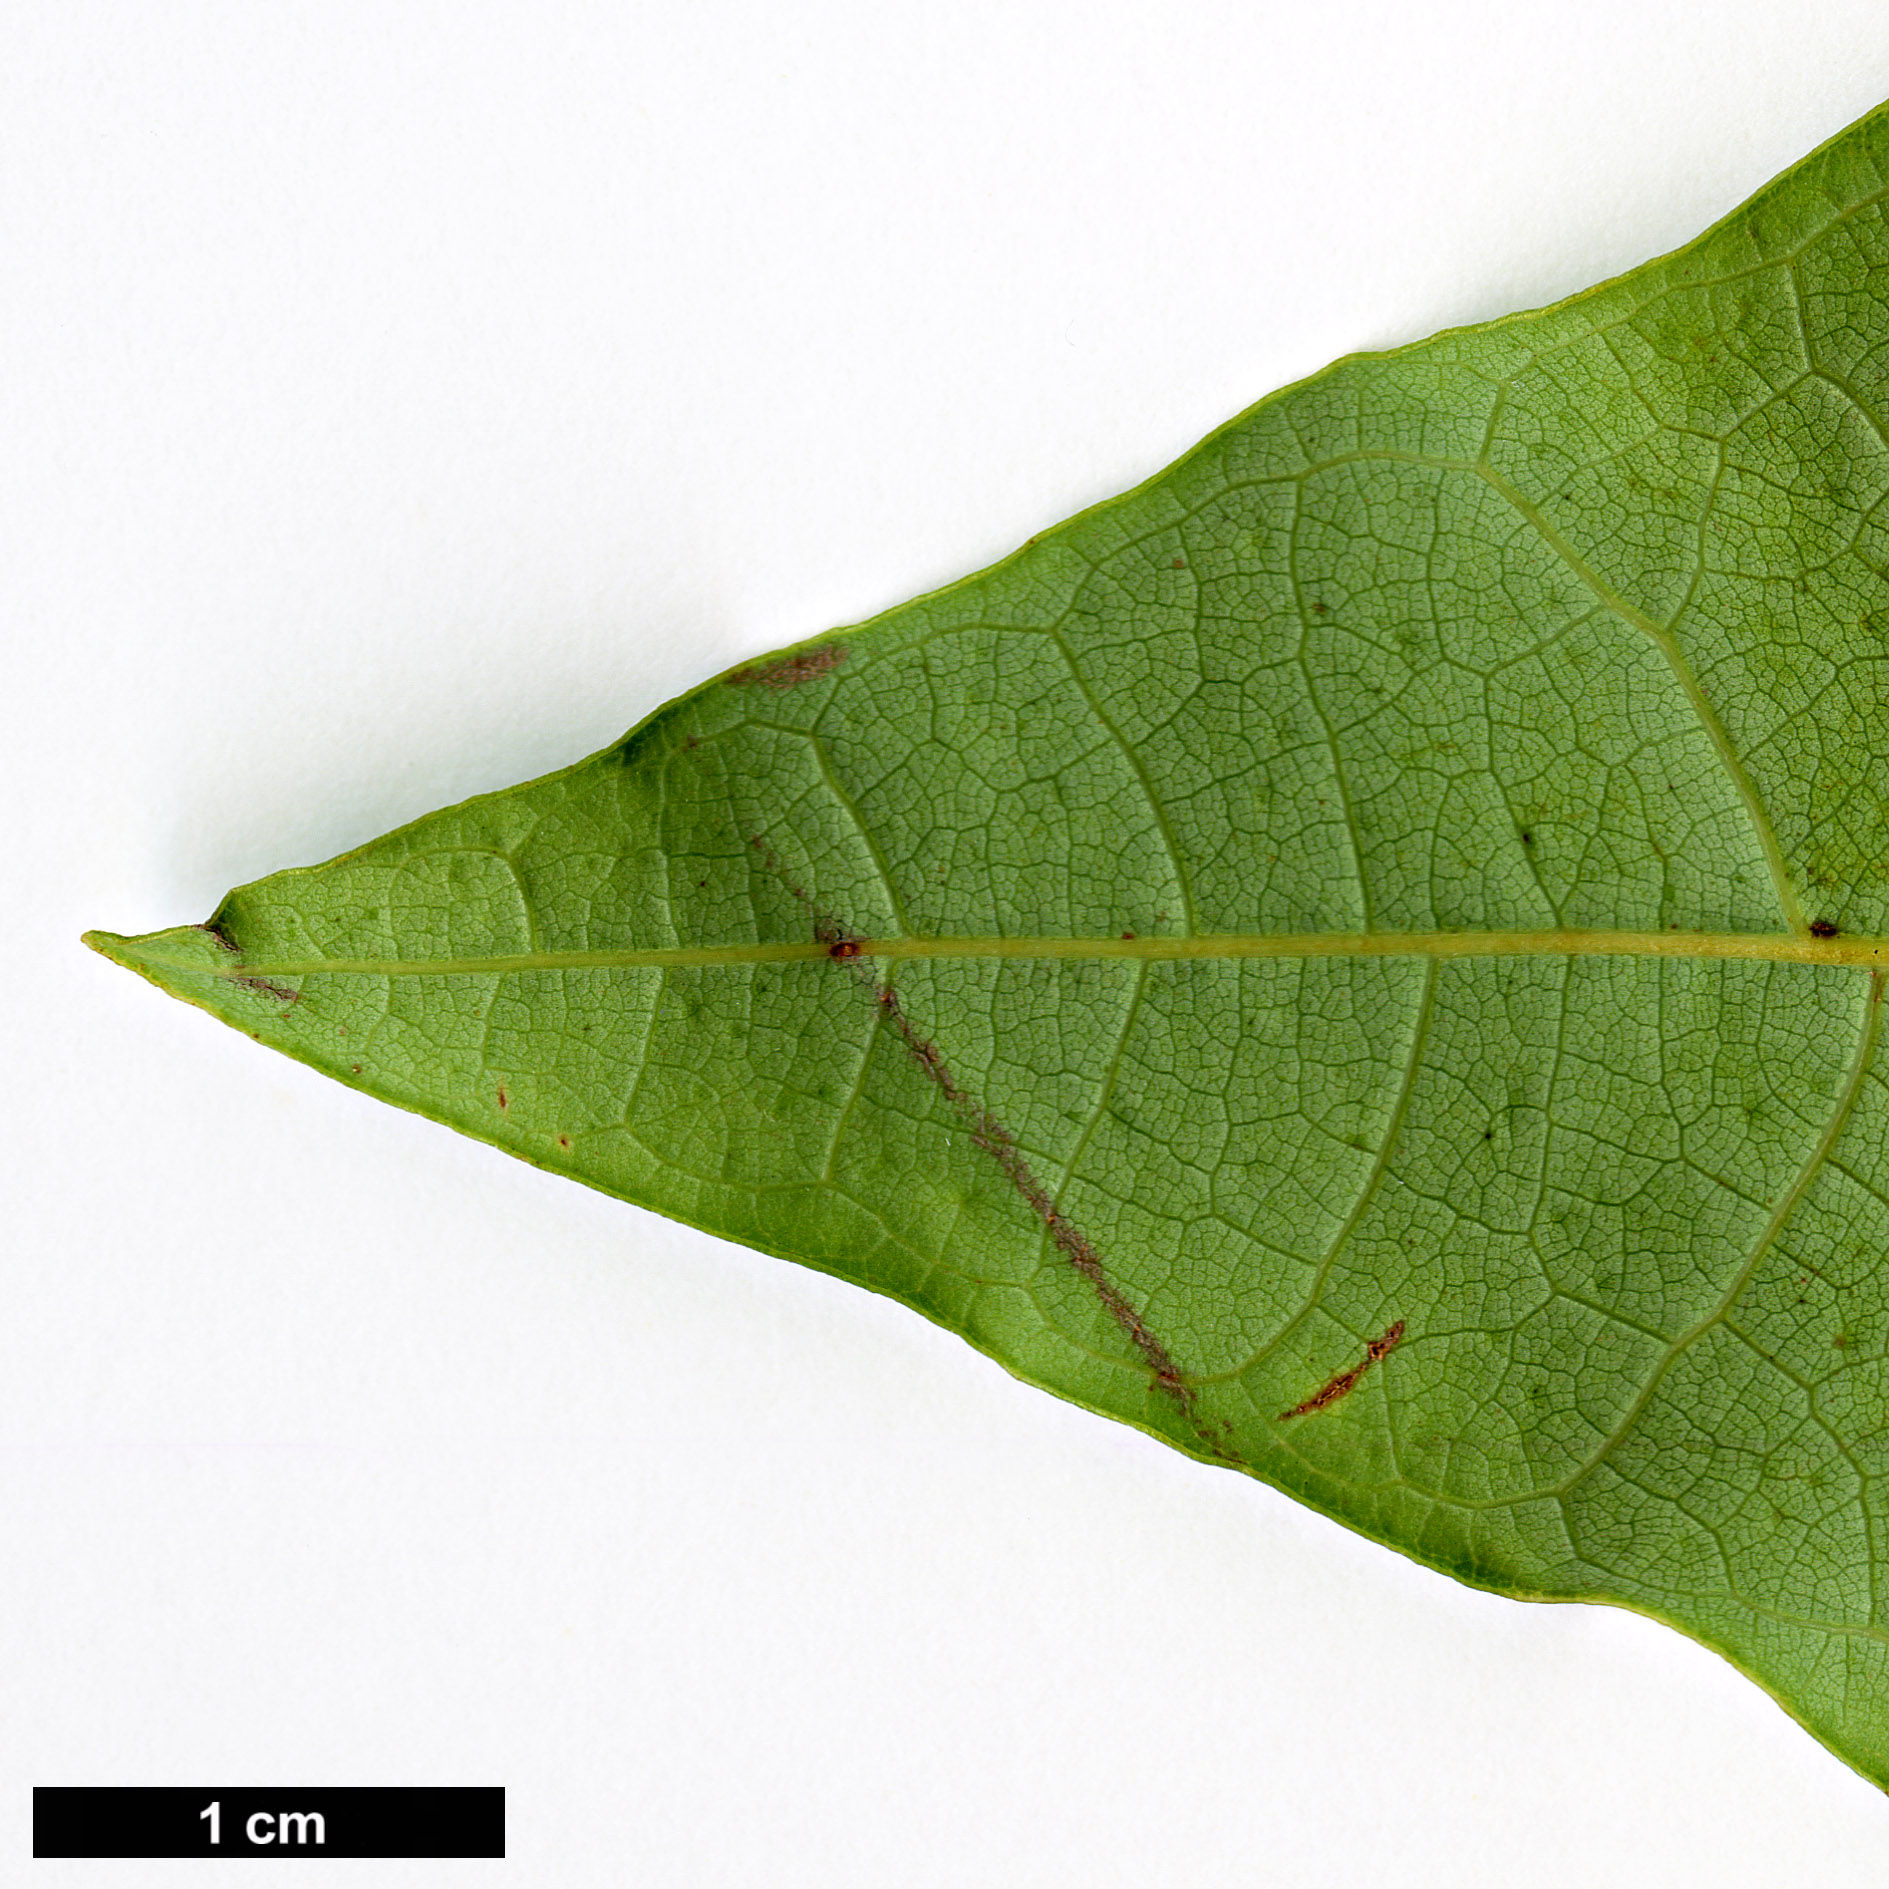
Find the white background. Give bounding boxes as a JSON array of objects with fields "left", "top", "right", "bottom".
[{"left": 9, "top": 4, "right": 1889, "bottom": 1883}]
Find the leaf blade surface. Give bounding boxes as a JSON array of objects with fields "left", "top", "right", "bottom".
[{"left": 90, "top": 98, "right": 1889, "bottom": 1784}]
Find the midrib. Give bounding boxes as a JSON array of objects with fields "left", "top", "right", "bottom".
[{"left": 206, "top": 929, "right": 1889, "bottom": 976}]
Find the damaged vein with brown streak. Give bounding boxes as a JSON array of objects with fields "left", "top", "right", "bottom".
[
  {"left": 1278, "top": 1323, "right": 1405, "bottom": 1421},
  {"left": 745, "top": 836, "right": 1242, "bottom": 1464}
]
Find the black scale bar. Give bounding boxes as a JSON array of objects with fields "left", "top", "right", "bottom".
[{"left": 33, "top": 1787, "right": 504, "bottom": 1858}]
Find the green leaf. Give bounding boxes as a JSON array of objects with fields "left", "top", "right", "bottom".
[{"left": 87, "top": 97, "right": 1889, "bottom": 1785}]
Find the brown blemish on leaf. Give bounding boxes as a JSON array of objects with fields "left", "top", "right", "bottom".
[
  {"left": 233, "top": 977, "right": 299, "bottom": 1003},
  {"left": 749, "top": 835, "right": 815, "bottom": 910},
  {"left": 557, "top": 1134, "right": 571, "bottom": 1150},
  {"left": 867, "top": 967, "right": 1218, "bottom": 1431},
  {"left": 204, "top": 919, "right": 288, "bottom": 998},
  {"left": 1278, "top": 1321, "right": 1405, "bottom": 1421},
  {"left": 497, "top": 1086, "right": 509, "bottom": 1111},
  {"left": 1812, "top": 917, "right": 1839, "bottom": 939},
  {"left": 746, "top": 836, "right": 1236, "bottom": 1460},
  {"left": 727, "top": 643, "right": 848, "bottom": 691}
]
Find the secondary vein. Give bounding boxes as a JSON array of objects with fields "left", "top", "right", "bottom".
[{"left": 1468, "top": 462, "right": 1809, "bottom": 936}]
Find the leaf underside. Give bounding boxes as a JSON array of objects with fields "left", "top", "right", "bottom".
[{"left": 92, "top": 100, "right": 1889, "bottom": 1786}]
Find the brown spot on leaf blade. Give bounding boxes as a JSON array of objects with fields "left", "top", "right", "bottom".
[
  {"left": 233, "top": 977, "right": 299, "bottom": 1003},
  {"left": 727, "top": 643, "right": 848, "bottom": 691}
]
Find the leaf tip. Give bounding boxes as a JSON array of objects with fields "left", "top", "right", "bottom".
[{"left": 81, "top": 922, "right": 243, "bottom": 994}]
